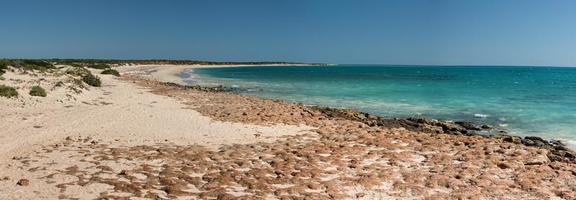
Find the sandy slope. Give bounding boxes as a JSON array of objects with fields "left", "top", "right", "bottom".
[{"left": 0, "top": 66, "right": 313, "bottom": 199}]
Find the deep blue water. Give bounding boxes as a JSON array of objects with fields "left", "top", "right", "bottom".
[{"left": 183, "top": 65, "right": 576, "bottom": 146}]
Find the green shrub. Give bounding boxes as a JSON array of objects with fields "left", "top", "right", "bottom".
[
  {"left": 0, "top": 62, "right": 8, "bottom": 75},
  {"left": 29, "top": 86, "right": 47, "bottom": 97},
  {"left": 101, "top": 69, "right": 120, "bottom": 76},
  {"left": 18, "top": 60, "right": 55, "bottom": 71},
  {"left": 0, "top": 61, "right": 7, "bottom": 75},
  {"left": 0, "top": 85, "right": 18, "bottom": 98},
  {"left": 22, "top": 60, "right": 53, "bottom": 67},
  {"left": 66, "top": 66, "right": 91, "bottom": 77},
  {"left": 87, "top": 63, "right": 110, "bottom": 69},
  {"left": 82, "top": 73, "right": 101, "bottom": 87}
]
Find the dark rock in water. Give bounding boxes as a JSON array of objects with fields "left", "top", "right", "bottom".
[
  {"left": 554, "top": 145, "right": 570, "bottom": 151},
  {"left": 403, "top": 117, "right": 489, "bottom": 136},
  {"left": 161, "top": 82, "right": 239, "bottom": 93},
  {"left": 522, "top": 136, "right": 548, "bottom": 148},
  {"left": 481, "top": 124, "right": 492, "bottom": 129},
  {"left": 525, "top": 136, "right": 547, "bottom": 143},
  {"left": 464, "top": 131, "right": 480, "bottom": 136},
  {"left": 550, "top": 140, "right": 565, "bottom": 147},
  {"left": 501, "top": 135, "right": 522, "bottom": 144},
  {"left": 366, "top": 114, "right": 378, "bottom": 120},
  {"left": 442, "top": 124, "right": 464, "bottom": 132},
  {"left": 512, "top": 136, "right": 576, "bottom": 163},
  {"left": 455, "top": 121, "right": 481, "bottom": 131}
]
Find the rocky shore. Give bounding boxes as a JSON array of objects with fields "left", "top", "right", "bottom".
[
  {"left": 113, "top": 74, "right": 575, "bottom": 199},
  {"left": 150, "top": 79, "right": 576, "bottom": 164},
  {"left": 1, "top": 64, "right": 575, "bottom": 199}
]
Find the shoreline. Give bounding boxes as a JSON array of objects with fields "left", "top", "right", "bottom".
[
  {"left": 1, "top": 64, "right": 575, "bottom": 199},
  {"left": 135, "top": 64, "right": 575, "bottom": 153},
  {"left": 123, "top": 67, "right": 576, "bottom": 198},
  {"left": 119, "top": 63, "right": 326, "bottom": 84}
]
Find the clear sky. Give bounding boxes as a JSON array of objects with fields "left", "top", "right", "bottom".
[{"left": 1, "top": 0, "right": 575, "bottom": 66}]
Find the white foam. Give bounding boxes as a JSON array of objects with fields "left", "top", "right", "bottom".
[
  {"left": 558, "top": 139, "right": 576, "bottom": 149},
  {"left": 474, "top": 113, "right": 488, "bottom": 118}
]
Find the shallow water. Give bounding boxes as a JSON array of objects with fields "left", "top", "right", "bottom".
[{"left": 183, "top": 65, "right": 576, "bottom": 146}]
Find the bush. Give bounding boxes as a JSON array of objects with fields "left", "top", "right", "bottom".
[
  {"left": 18, "top": 60, "right": 55, "bottom": 71},
  {"left": 29, "top": 86, "right": 47, "bottom": 97},
  {"left": 0, "top": 60, "right": 7, "bottom": 75},
  {"left": 82, "top": 73, "right": 101, "bottom": 87},
  {"left": 0, "top": 85, "right": 18, "bottom": 98},
  {"left": 87, "top": 63, "right": 110, "bottom": 69},
  {"left": 66, "top": 66, "right": 91, "bottom": 77},
  {"left": 101, "top": 69, "right": 120, "bottom": 76}
]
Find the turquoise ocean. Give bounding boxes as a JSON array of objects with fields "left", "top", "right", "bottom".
[{"left": 181, "top": 65, "right": 576, "bottom": 147}]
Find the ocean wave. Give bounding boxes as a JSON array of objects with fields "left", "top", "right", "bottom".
[
  {"left": 474, "top": 113, "right": 489, "bottom": 118},
  {"left": 564, "top": 139, "right": 576, "bottom": 148}
]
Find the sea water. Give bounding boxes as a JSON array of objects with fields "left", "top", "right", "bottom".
[{"left": 182, "top": 65, "right": 576, "bottom": 147}]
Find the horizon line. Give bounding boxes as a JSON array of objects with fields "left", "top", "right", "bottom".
[{"left": 1, "top": 57, "right": 574, "bottom": 68}]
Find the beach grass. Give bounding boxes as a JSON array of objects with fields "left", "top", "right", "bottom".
[
  {"left": 0, "top": 85, "right": 18, "bottom": 98},
  {"left": 65, "top": 65, "right": 91, "bottom": 77},
  {"left": 29, "top": 85, "right": 47, "bottom": 97},
  {"left": 87, "top": 63, "right": 110, "bottom": 70},
  {"left": 82, "top": 73, "right": 102, "bottom": 87},
  {"left": 0, "top": 61, "right": 6, "bottom": 75},
  {"left": 101, "top": 68, "right": 120, "bottom": 76}
]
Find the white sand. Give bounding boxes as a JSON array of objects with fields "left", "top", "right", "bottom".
[
  {"left": 0, "top": 65, "right": 315, "bottom": 199},
  {"left": 118, "top": 63, "right": 317, "bottom": 84}
]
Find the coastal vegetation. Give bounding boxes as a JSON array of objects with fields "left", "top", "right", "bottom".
[
  {"left": 101, "top": 68, "right": 120, "bottom": 76},
  {"left": 87, "top": 63, "right": 110, "bottom": 69},
  {"left": 0, "top": 60, "right": 7, "bottom": 75},
  {"left": 47, "top": 58, "right": 310, "bottom": 66},
  {"left": 65, "top": 65, "right": 91, "bottom": 77},
  {"left": 29, "top": 86, "right": 47, "bottom": 97},
  {"left": 0, "top": 58, "right": 316, "bottom": 94},
  {"left": 4, "top": 60, "right": 55, "bottom": 71},
  {"left": 0, "top": 85, "right": 18, "bottom": 98},
  {"left": 82, "top": 73, "right": 101, "bottom": 87}
]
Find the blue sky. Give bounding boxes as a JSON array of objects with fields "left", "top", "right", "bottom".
[{"left": 1, "top": 0, "right": 575, "bottom": 66}]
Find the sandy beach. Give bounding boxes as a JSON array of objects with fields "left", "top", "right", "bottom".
[
  {"left": 0, "top": 65, "right": 313, "bottom": 199},
  {"left": 0, "top": 64, "right": 575, "bottom": 199}
]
